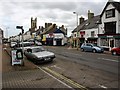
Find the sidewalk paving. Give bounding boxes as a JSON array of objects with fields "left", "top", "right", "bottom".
[{"left": 2, "top": 44, "right": 69, "bottom": 89}]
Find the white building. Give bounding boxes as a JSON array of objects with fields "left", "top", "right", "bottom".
[
  {"left": 98, "top": 1, "right": 120, "bottom": 50},
  {"left": 72, "top": 11, "right": 100, "bottom": 47}
]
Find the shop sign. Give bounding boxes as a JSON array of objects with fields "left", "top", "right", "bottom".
[
  {"left": 107, "top": 36, "right": 113, "bottom": 38},
  {"left": 11, "top": 50, "right": 22, "bottom": 66}
]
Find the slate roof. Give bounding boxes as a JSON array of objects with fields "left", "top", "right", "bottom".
[
  {"left": 43, "top": 24, "right": 67, "bottom": 35},
  {"left": 72, "top": 15, "right": 100, "bottom": 33}
]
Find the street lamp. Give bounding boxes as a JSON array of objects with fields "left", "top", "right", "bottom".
[
  {"left": 16, "top": 26, "right": 24, "bottom": 53},
  {"left": 73, "top": 12, "right": 79, "bottom": 50}
]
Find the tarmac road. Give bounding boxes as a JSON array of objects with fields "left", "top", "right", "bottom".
[
  {"left": 44, "top": 46, "right": 119, "bottom": 74},
  {"left": 41, "top": 46, "right": 119, "bottom": 88}
]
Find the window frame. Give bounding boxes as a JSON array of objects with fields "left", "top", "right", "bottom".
[{"left": 105, "top": 9, "right": 115, "bottom": 18}]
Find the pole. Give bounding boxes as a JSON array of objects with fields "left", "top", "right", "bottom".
[
  {"left": 76, "top": 13, "right": 79, "bottom": 50},
  {"left": 16, "top": 26, "right": 24, "bottom": 66},
  {"left": 21, "top": 29, "right": 24, "bottom": 53},
  {"left": 73, "top": 12, "right": 79, "bottom": 50}
]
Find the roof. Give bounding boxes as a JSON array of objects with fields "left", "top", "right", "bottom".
[
  {"left": 72, "top": 15, "right": 100, "bottom": 33},
  {"left": 43, "top": 24, "right": 56, "bottom": 34},
  {"left": 100, "top": 1, "right": 120, "bottom": 17},
  {"left": 54, "top": 28, "right": 65, "bottom": 34},
  {"left": 43, "top": 24, "right": 66, "bottom": 35}
]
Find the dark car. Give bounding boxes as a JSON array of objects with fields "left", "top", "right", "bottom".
[
  {"left": 80, "top": 43, "right": 104, "bottom": 53},
  {"left": 111, "top": 47, "right": 120, "bottom": 55},
  {"left": 24, "top": 46, "right": 55, "bottom": 64}
]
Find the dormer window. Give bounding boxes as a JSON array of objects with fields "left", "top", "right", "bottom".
[{"left": 106, "top": 9, "right": 115, "bottom": 18}]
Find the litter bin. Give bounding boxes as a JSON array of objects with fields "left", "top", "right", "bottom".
[{"left": 11, "top": 48, "right": 24, "bottom": 66}]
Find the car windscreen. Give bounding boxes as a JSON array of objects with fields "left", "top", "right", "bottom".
[{"left": 32, "top": 47, "right": 45, "bottom": 52}]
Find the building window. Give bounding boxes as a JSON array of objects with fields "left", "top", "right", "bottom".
[
  {"left": 91, "top": 31, "right": 95, "bottom": 37},
  {"left": 104, "top": 22, "right": 116, "bottom": 34},
  {"left": 74, "top": 34, "right": 76, "bottom": 37},
  {"left": 106, "top": 9, "right": 115, "bottom": 18}
]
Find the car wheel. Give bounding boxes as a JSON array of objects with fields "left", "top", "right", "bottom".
[
  {"left": 92, "top": 49, "right": 96, "bottom": 53},
  {"left": 112, "top": 51, "right": 117, "bottom": 55},
  {"left": 81, "top": 48, "right": 84, "bottom": 52}
]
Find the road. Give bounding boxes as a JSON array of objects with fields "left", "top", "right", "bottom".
[
  {"left": 45, "top": 46, "right": 119, "bottom": 74},
  {"left": 40, "top": 46, "right": 119, "bottom": 88}
]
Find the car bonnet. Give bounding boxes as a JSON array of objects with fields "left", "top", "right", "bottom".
[{"left": 32, "top": 51, "right": 55, "bottom": 58}]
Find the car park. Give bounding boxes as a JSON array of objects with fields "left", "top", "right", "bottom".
[
  {"left": 80, "top": 43, "right": 104, "bottom": 53},
  {"left": 111, "top": 47, "right": 120, "bottom": 55},
  {"left": 24, "top": 46, "right": 55, "bottom": 64}
]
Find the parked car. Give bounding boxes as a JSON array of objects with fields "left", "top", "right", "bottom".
[
  {"left": 14, "top": 42, "right": 34, "bottom": 48},
  {"left": 80, "top": 43, "right": 104, "bottom": 53},
  {"left": 24, "top": 46, "right": 55, "bottom": 64},
  {"left": 10, "top": 42, "right": 17, "bottom": 48},
  {"left": 35, "top": 41, "right": 42, "bottom": 46},
  {"left": 111, "top": 47, "right": 120, "bottom": 55}
]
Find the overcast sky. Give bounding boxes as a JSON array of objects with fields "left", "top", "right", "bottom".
[{"left": 0, "top": 0, "right": 119, "bottom": 37}]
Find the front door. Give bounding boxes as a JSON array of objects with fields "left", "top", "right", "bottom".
[{"left": 110, "top": 39, "right": 114, "bottom": 48}]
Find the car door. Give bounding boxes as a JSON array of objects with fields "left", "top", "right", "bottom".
[
  {"left": 117, "top": 47, "right": 120, "bottom": 54},
  {"left": 86, "top": 44, "right": 93, "bottom": 51}
]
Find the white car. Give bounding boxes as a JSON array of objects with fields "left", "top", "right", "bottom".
[
  {"left": 10, "top": 42, "right": 17, "bottom": 48},
  {"left": 24, "top": 46, "right": 55, "bottom": 64}
]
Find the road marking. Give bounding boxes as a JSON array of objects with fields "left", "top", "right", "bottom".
[
  {"left": 42, "top": 67, "right": 88, "bottom": 90},
  {"left": 98, "top": 84, "right": 107, "bottom": 89},
  {"left": 64, "top": 52, "right": 82, "bottom": 56},
  {"left": 36, "top": 66, "right": 74, "bottom": 89},
  {"left": 98, "top": 58, "right": 119, "bottom": 62},
  {"left": 50, "top": 65, "right": 64, "bottom": 71}
]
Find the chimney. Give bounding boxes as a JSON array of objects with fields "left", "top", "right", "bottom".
[
  {"left": 45, "top": 23, "right": 48, "bottom": 29},
  {"left": 88, "top": 10, "right": 94, "bottom": 20},
  {"left": 48, "top": 23, "right": 52, "bottom": 27},
  {"left": 79, "top": 17, "right": 85, "bottom": 24}
]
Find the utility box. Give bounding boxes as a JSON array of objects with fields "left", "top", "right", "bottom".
[{"left": 11, "top": 48, "right": 24, "bottom": 66}]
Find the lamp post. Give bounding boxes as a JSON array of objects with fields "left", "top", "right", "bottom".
[
  {"left": 16, "top": 26, "right": 24, "bottom": 53},
  {"left": 73, "top": 12, "right": 79, "bottom": 50}
]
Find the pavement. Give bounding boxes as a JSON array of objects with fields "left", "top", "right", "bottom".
[
  {"left": 1, "top": 44, "right": 69, "bottom": 89},
  {"left": 1, "top": 44, "right": 113, "bottom": 89}
]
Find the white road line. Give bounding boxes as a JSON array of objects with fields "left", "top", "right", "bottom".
[
  {"left": 50, "top": 65, "right": 64, "bottom": 71},
  {"left": 98, "top": 84, "right": 107, "bottom": 89},
  {"left": 36, "top": 66, "right": 74, "bottom": 89},
  {"left": 98, "top": 58, "right": 119, "bottom": 62},
  {"left": 64, "top": 52, "right": 82, "bottom": 56}
]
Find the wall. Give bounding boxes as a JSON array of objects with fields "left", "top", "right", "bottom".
[
  {"left": 100, "top": 4, "right": 119, "bottom": 33},
  {"left": 80, "top": 28, "right": 98, "bottom": 40}
]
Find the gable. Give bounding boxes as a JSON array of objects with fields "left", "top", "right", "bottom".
[
  {"left": 100, "top": 1, "right": 120, "bottom": 17},
  {"left": 54, "top": 28, "right": 65, "bottom": 34}
]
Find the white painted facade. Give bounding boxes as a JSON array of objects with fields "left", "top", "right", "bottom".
[
  {"left": 80, "top": 28, "right": 98, "bottom": 40},
  {"left": 46, "top": 33, "right": 67, "bottom": 46},
  {"left": 100, "top": 4, "right": 120, "bottom": 34},
  {"left": 98, "top": 2, "right": 120, "bottom": 49},
  {"left": 24, "top": 31, "right": 31, "bottom": 41}
]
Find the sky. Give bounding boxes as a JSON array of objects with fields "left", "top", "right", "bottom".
[{"left": 0, "top": 0, "right": 120, "bottom": 38}]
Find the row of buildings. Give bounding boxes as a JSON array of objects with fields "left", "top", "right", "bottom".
[
  {"left": 71, "top": 0, "right": 120, "bottom": 50},
  {"left": 10, "top": 17, "right": 67, "bottom": 46},
  {"left": 4, "top": 0, "right": 120, "bottom": 50}
]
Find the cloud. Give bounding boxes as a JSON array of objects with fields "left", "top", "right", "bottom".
[{"left": 0, "top": 0, "right": 109, "bottom": 37}]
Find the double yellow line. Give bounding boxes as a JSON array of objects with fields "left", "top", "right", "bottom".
[{"left": 42, "top": 67, "right": 88, "bottom": 90}]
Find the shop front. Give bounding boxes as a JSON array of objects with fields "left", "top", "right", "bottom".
[{"left": 98, "top": 34, "right": 120, "bottom": 50}]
